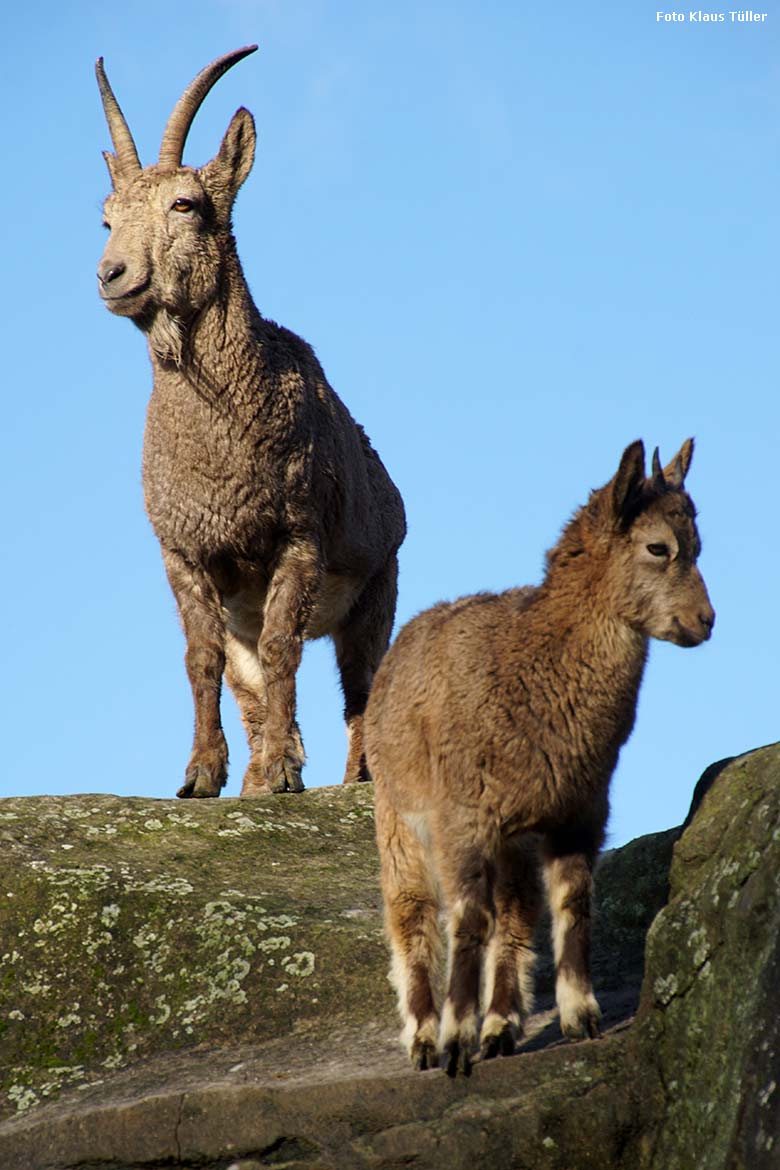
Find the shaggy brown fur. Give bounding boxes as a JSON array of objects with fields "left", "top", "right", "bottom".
[
  {"left": 365, "top": 439, "right": 714, "bottom": 1075},
  {"left": 96, "top": 47, "right": 405, "bottom": 797}
]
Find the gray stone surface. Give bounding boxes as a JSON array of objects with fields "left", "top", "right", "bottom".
[
  {"left": 632, "top": 744, "right": 780, "bottom": 1170},
  {"left": 0, "top": 785, "right": 390, "bottom": 1119},
  {"left": 0, "top": 745, "right": 777, "bottom": 1168}
]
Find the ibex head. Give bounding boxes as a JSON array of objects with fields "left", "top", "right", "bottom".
[
  {"left": 96, "top": 46, "right": 258, "bottom": 362},
  {"left": 602, "top": 438, "right": 715, "bottom": 647},
  {"left": 548, "top": 438, "right": 715, "bottom": 649}
]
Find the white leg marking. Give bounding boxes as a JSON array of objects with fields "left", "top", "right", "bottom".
[
  {"left": 389, "top": 946, "right": 414, "bottom": 1053},
  {"left": 557, "top": 968, "right": 601, "bottom": 1037},
  {"left": 439, "top": 999, "right": 478, "bottom": 1055},
  {"left": 413, "top": 1013, "right": 439, "bottom": 1052},
  {"left": 226, "top": 633, "right": 265, "bottom": 690},
  {"left": 402, "top": 811, "right": 432, "bottom": 849},
  {"left": 481, "top": 933, "right": 498, "bottom": 1014},
  {"left": 480, "top": 1008, "right": 522, "bottom": 1042},
  {"left": 439, "top": 997, "right": 459, "bottom": 1049},
  {"left": 545, "top": 873, "right": 577, "bottom": 964}
]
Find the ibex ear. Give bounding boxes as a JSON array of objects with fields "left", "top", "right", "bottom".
[
  {"left": 662, "top": 437, "right": 694, "bottom": 488},
  {"left": 201, "top": 107, "right": 256, "bottom": 209},
  {"left": 611, "top": 439, "right": 646, "bottom": 526}
]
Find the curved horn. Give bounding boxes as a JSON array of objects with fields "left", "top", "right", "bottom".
[
  {"left": 95, "top": 57, "right": 142, "bottom": 177},
  {"left": 158, "top": 45, "right": 258, "bottom": 171},
  {"left": 651, "top": 446, "right": 664, "bottom": 487}
]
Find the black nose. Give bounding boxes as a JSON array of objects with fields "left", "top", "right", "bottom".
[
  {"left": 98, "top": 259, "right": 126, "bottom": 287},
  {"left": 699, "top": 609, "right": 715, "bottom": 633}
]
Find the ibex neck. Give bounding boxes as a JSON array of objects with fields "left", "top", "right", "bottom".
[
  {"left": 535, "top": 560, "right": 649, "bottom": 734},
  {"left": 148, "top": 249, "right": 267, "bottom": 398}
]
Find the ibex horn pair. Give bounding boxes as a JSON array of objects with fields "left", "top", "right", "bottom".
[
  {"left": 95, "top": 44, "right": 258, "bottom": 178},
  {"left": 651, "top": 438, "right": 693, "bottom": 489}
]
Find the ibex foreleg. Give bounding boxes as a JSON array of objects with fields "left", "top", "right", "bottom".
[
  {"left": 164, "top": 549, "right": 228, "bottom": 799},
  {"left": 242, "top": 539, "right": 321, "bottom": 795}
]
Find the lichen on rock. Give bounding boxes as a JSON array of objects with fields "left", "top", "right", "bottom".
[
  {"left": 0, "top": 748, "right": 778, "bottom": 1169},
  {"left": 632, "top": 744, "right": 780, "bottom": 1170},
  {"left": 0, "top": 785, "right": 389, "bottom": 1120}
]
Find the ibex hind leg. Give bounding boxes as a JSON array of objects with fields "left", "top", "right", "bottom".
[
  {"left": 438, "top": 851, "right": 495, "bottom": 1077},
  {"left": 252, "top": 541, "right": 322, "bottom": 794},
  {"left": 333, "top": 555, "right": 399, "bottom": 785},
  {"left": 480, "top": 835, "right": 542, "bottom": 1061},
  {"left": 543, "top": 834, "right": 602, "bottom": 1041},
  {"left": 225, "top": 631, "right": 305, "bottom": 796},
  {"left": 375, "top": 789, "right": 443, "bottom": 1071}
]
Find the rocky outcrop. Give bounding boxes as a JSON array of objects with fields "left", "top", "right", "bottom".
[
  {"left": 0, "top": 745, "right": 777, "bottom": 1169},
  {"left": 0, "top": 785, "right": 390, "bottom": 1116},
  {"left": 631, "top": 745, "right": 780, "bottom": 1169}
]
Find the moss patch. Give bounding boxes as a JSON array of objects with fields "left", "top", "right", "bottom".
[
  {"left": 633, "top": 744, "right": 780, "bottom": 1170},
  {"left": 0, "top": 786, "right": 390, "bottom": 1119}
]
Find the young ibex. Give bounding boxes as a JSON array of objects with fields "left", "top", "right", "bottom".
[
  {"left": 95, "top": 47, "right": 406, "bottom": 798},
  {"left": 365, "top": 439, "right": 714, "bottom": 1075}
]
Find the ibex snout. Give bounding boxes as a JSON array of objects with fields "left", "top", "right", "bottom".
[
  {"left": 98, "top": 257, "right": 126, "bottom": 287},
  {"left": 97, "top": 251, "right": 150, "bottom": 314},
  {"left": 672, "top": 590, "right": 715, "bottom": 647},
  {"left": 698, "top": 605, "right": 715, "bottom": 637}
]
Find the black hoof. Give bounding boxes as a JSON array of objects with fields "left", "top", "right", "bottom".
[
  {"left": 177, "top": 762, "right": 226, "bottom": 799},
  {"left": 443, "top": 1041, "right": 472, "bottom": 1078},
  {"left": 265, "top": 758, "right": 304, "bottom": 794},
  {"left": 411, "top": 1039, "right": 438, "bottom": 1071},
  {"left": 480, "top": 1025, "right": 516, "bottom": 1062}
]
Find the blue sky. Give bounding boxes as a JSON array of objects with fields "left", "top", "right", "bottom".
[{"left": 1, "top": 1, "right": 776, "bottom": 846}]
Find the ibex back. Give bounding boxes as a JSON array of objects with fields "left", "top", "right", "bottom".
[
  {"left": 96, "top": 47, "right": 406, "bottom": 797},
  {"left": 365, "top": 439, "right": 714, "bottom": 1075}
]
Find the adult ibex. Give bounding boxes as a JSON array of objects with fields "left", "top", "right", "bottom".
[
  {"left": 366, "top": 439, "right": 714, "bottom": 1074},
  {"left": 96, "top": 46, "right": 406, "bottom": 797}
]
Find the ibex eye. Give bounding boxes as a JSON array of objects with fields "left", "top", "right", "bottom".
[
  {"left": 172, "top": 198, "right": 194, "bottom": 213},
  {"left": 647, "top": 543, "right": 669, "bottom": 558}
]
